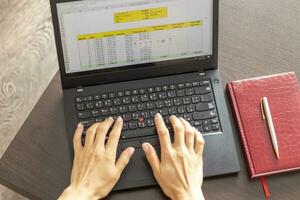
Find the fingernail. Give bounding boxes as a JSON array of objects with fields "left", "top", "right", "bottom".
[
  {"left": 142, "top": 143, "right": 149, "bottom": 152},
  {"left": 117, "top": 116, "right": 123, "bottom": 123},
  {"left": 128, "top": 147, "right": 135, "bottom": 156},
  {"left": 155, "top": 113, "right": 161, "bottom": 119},
  {"left": 108, "top": 117, "right": 113, "bottom": 121},
  {"left": 77, "top": 123, "right": 83, "bottom": 129}
]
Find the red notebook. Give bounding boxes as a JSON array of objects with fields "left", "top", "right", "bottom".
[{"left": 227, "top": 72, "right": 300, "bottom": 178}]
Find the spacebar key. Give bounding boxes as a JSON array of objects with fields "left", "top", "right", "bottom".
[{"left": 122, "top": 128, "right": 156, "bottom": 140}]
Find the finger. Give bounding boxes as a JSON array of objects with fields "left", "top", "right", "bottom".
[
  {"left": 85, "top": 122, "right": 100, "bottom": 146},
  {"left": 106, "top": 116, "right": 123, "bottom": 152},
  {"left": 169, "top": 115, "right": 185, "bottom": 147},
  {"left": 115, "top": 147, "right": 135, "bottom": 172},
  {"left": 93, "top": 117, "right": 114, "bottom": 148},
  {"left": 142, "top": 143, "right": 160, "bottom": 175},
  {"left": 194, "top": 128, "right": 205, "bottom": 155},
  {"left": 154, "top": 113, "right": 172, "bottom": 150},
  {"left": 73, "top": 123, "right": 84, "bottom": 153},
  {"left": 179, "top": 117, "right": 195, "bottom": 150}
]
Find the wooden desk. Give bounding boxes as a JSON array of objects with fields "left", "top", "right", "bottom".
[{"left": 0, "top": 0, "right": 299, "bottom": 199}]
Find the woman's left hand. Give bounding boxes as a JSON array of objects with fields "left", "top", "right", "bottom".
[{"left": 58, "top": 117, "right": 135, "bottom": 200}]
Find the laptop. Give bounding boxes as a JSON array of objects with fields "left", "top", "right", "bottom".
[{"left": 50, "top": 0, "right": 240, "bottom": 190}]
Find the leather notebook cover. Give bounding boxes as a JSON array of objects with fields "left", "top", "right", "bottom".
[{"left": 227, "top": 72, "right": 300, "bottom": 178}]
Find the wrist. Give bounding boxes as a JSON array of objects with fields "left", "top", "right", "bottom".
[
  {"left": 172, "top": 188, "right": 205, "bottom": 200},
  {"left": 58, "top": 185, "right": 99, "bottom": 200}
]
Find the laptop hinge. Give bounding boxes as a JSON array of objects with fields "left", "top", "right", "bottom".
[{"left": 76, "top": 86, "right": 84, "bottom": 93}]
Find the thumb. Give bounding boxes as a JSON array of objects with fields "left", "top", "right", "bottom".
[
  {"left": 116, "top": 147, "right": 135, "bottom": 172},
  {"left": 142, "top": 143, "right": 160, "bottom": 175}
]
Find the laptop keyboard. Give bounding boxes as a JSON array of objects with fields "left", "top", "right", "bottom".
[{"left": 75, "top": 79, "right": 221, "bottom": 143}]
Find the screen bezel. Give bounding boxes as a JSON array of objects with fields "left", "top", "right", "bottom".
[{"left": 50, "top": 0, "right": 219, "bottom": 89}]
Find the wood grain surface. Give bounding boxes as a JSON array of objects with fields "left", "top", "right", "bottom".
[
  {"left": 0, "top": 0, "right": 299, "bottom": 199},
  {"left": 0, "top": 0, "right": 58, "bottom": 199}
]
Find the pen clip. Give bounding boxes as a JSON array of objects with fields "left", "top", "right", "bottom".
[{"left": 260, "top": 98, "right": 266, "bottom": 120}]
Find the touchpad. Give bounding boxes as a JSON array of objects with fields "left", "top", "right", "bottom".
[{"left": 122, "top": 147, "right": 157, "bottom": 181}]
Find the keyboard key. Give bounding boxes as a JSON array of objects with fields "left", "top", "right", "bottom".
[
  {"left": 203, "top": 120, "right": 210, "bottom": 126},
  {"left": 128, "top": 105, "right": 137, "bottom": 112},
  {"left": 193, "top": 110, "right": 216, "bottom": 120},
  {"left": 149, "top": 93, "right": 158, "bottom": 100},
  {"left": 183, "top": 97, "right": 191, "bottom": 105},
  {"left": 155, "top": 86, "right": 162, "bottom": 92},
  {"left": 167, "top": 91, "right": 176, "bottom": 98},
  {"left": 169, "top": 84, "right": 176, "bottom": 90},
  {"left": 177, "top": 90, "right": 185, "bottom": 97},
  {"left": 122, "top": 114, "right": 131, "bottom": 122},
  {"left": 158, "top": 109, "right": 168, "bottom": 116},
  {"left": 86, "top": 102, "right": 94, "bottom": 110},
  {"left": 132, "top": 90, "right": 138, "bottom": 95},
  {"left": 117, "top": 91, "right": 124, "bottom": 97},
  {"left": 109, "top": 93, "right": 116, "bottom": 98},
  {"left": 94, "top": 95, "right": 101, "bottom": 100},
  {"left": 137, "top": 103, "right": 146, "bottom": 111},
  {"left": 162, "top": 85, "right": 169, "bottom": 91},
  {"left": 191, "top": 96, "right": 200, "bottom": 103},
  {"left": 141, "top": 94, "right": 149, "bottom": 102},
  {"left": 119, "top": 106, "right": 128, "bottom": 113},
  {"left": 138, "top": 121, "right": 146, "bottom": 128},
  {"left": 196, "top": 102, "right": 215, "bottom": 111},
  {"left": 110, "top": 108, "right": 119, "bottom": 115},
  {"left": 91, "top": 110, "right": 100, "bottom": 117},
  {"left": 139, "top": 88, "right": 146, "bottom": 94},
  {"left": 186, "top": 105, "right": 195, "bottom": 113},
  {"left": 132, "top": 113, "right": 139, "bottom": 120},
  {"left": 185, "top": 88, "right": 194, "bottom": 96},
  {"left": 211, "top": 118, "right": 218, "bottom": 124},
  {"left": 78, "top": 111, "right": 91, "bottom": 119},
  {"left": 212, "top": 124, "right": 220, "bottom": 131},
  {"left": 79, "top": 119, "right": 94, "bottom": 127},
  {"left": 75, "top": 96, "right": 84, "bottom": 103},
  {"left": 194, "top": 86, "right": 211, "bottom": 95},
  {"left": 185, "top": 82, "right": 192, "bottom": 88},
  {"left": 164, "top": 99, "right": 172, "bottom": 107},
  {"left": 76, "top": 103, "right": 85, "bottom": 111},
  {"left": 86, "top": 96, "right": 93, "bottom": 101},
  {"left": 122, "top": 97, "right": 131, "bottom": 104},
  {"left": 104, "top": 100, "right": 112, "bottom": 107},
  {"left": 102, "top": 93, "right": 108, "bottom": 99},
  {"left": 122, "top": 128, "right": 156, "bottom": 139},
  {"left": 129, "top": 121, "right": 138, "bottom": 129},
  {"left": 148, "top": 87, "right": 154, "bottom": 93},
  {"left": 146, "top": 102, "right": 155, "bottom": 110},
  {"left": 132, "top": 96, "right": 140, "bottom": 103},
  {"left": 146, "top": 119, "right": 155, "bottom": 127},
  {"left": 158, "top": 92, "right": 167, "bottom": 99},
  {"left": 200, "top": 80, "right": 210, "bottom": 86},
  {"left": 125, "top": 91, "right": 131, "bottom": 96},
  {"left": 173, "top": 98, "right": 182, "bottom": 106},
  {"left": 194, "top": 121, "right": 202, "bottom": 126},
  {"left": 113, "top": 98, "right": 121, "bottom": 106},
  {"left": 156, "top": 101, "right": 164, "bottom": 108},
  {"left": 201, "top": 94, "right": 214, "bottom": 102},
  {"left": 141, "top": 111, "right": 150, "bottom": 118},
  {"left": 204, "top": 125, "right": 212, "bottom": 132},
  {"left": 178, "top": 106, "right": 185, "bottom": 114},
  {"left": 95, "top": 101, "right": 103, "bottom": 108},
  {"left": 178, "top": 83, "right": 185, "bottom": 88},
  {"left": 168, "top": 107, "right": 177, "bottom": 115},
  {"left": 192, "top": 81, "right": 200, "bottom": 87},
  {"left": 100, "top": 109, "right": 109, "bottom": 116},
  {"left": 121, "top": 141, "right": 140, "bottom": 150}
]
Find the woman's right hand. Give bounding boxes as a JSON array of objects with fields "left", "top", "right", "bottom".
[{"left": 142, "top": 114, "right": 205, "bottom": 200}]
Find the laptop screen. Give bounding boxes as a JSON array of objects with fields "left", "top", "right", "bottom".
[{"left": 56, "top": 0, "right": 213, "bottom": 74}]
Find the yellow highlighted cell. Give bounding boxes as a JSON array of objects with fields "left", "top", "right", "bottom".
[
  {"left": 77, "top": 20, "right": 203, "bottom": 41},
  {"left": 114, "top": 7, "right": 168, "bottom": 23}
]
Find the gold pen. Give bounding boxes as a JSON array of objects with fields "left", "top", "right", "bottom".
[{"left": 261, "top": 97, "right": 280, "bottom": 159}]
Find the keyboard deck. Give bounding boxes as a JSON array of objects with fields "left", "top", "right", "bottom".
[{"left": 75, "top": 79, "right": 221, "bottom": 143}]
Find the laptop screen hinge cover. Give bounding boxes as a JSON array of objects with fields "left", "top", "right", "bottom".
[{"left": 76, "top": 86, "right": 84, "bottom": 93}]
